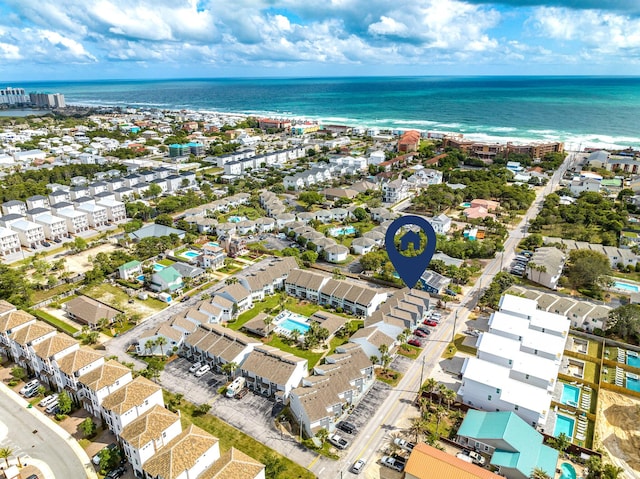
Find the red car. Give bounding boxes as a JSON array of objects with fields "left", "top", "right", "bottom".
[
  {"left": 424, "top": 320, "right": 438, "bottom": 327},
  {"left": 414, "top": 330, "right": 427, "bottom": 338},
  {"left": 408, "top": 339, "right": 423, "bottom": 347}
]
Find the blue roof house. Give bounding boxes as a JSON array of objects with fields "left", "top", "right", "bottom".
[
  {"left": 149, "top": 266, "right": 184, "bottom": 293},
  {"left": 456, "top": 410, "right": 558, "bottom": 479}
]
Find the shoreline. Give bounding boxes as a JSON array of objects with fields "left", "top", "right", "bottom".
[{"left": 9, "top": 99, "right": 640, "bottom": 152}]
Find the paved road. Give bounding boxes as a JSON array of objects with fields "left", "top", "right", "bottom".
[
  {"left": 320, "top": 153, "right": 576, "bottom": 477},
  {"left": 0, "top": 390, "right": 89, "bottom": 479}
]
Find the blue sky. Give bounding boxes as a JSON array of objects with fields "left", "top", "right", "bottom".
[{"left": 1, "top": 0, "right": 640, "bottom": 80}]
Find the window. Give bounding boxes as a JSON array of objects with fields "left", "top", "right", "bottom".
[
  {"left": 496, "top": 388, "right": 501, "bottom": 394},
  {"left": 526, "top": 374, "right": 530, "bottom": 379},
  {"left": 515, "top": 405, "right": 519, "bottom": 410},
  {"left": 488, "top": 395, "right": 492, "bottom": 401}
]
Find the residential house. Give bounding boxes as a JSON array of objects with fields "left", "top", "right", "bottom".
[
  {"left": 351, "top": 236, "right": 376, "bottom": 255},
  {"left": 0, "top": 227, "right": 21, "bottom": 256},
  {"left": 181, "top": 324, "right": 259, "bottom": 373},
  {"left": 75, "top": 200, "right": 108, "bottom": 228},
  {"left": 197, "top": 448, "right": 265, "bottom": 479},
  {"left": 136, "top": 323, "right": 185, "bottom": 356},
  {"left": 239, "top": 346, "right": 308, "bottom": 400},
  {"left": 238, "top": 256, "right": 298, "bottom": 301},
  {"left": 77, "top": 359, "right": 133, "bottom": 417},
  {"left": 8, "top": 321, "right": 56, "bottom": 371},
  {"left": 382, "top": 178, "right": 410, "bottom": 204},
  {"left": 200, "top": 244, "right": 226, "bottom": 270},
  {"left": 96, "top": 198, "right": 127, "bottom": 223},
  {"left": 404, "top": 443, "right": 503, "bottom": 479},
  {"left": 64, "top": 296, "right": 120, "bottom": 328},
  {"left": 324, "top": 244, "right": 349, "bottom": 263},
  {"left": 51, "top": 203, "right": 89, "bottom": 234},
  {"left": 456, "top": 410, "right": 558, "bottom": 479},
  {"left": 458, "top": 294, "right": 569, "bottom": 427},
  {"left": 419, "top": 270, "right": 451, "bottom": 295},
  {"left": 349, "top": 326, "right": 395, "bottom": 359},
  {"left": 118, "top": 260, "right": 143, "bottom": 281},
  {"left": 54, "top": 347, "right": 104, "bottom": 396},
  {"left": 120, "top": 405, "right": 183, "bottom": 476},
  {"left": 289, "top": 344, "right": 374, "bottom": 436},
  {"left": 142, "top": 425, "right": 220, "bottom": 479},
  {"left": 101, "top": 376, "right": 164, "bottom": 436},
  {"left": 214, "top": 283, "right": 252, "bottom": 314},
  {"left": 526, "top": 247, "right": 565, "bottom": 290},
  {"left": 429, "top": 213, "right": 452, "bottom": 235},
  {"left": 149, "top": 266, "right": 184, "bottom": 294},
  {"left": 1, "top": 200, "right": 26, "bottom": 216},
  {"left": 129, "top": 224, "right": 185, "bottom": 241},
  {"left": 31, "top": 334, "right": 79, "bottom": 389},
  {"left": 0, "top": 215, "right": 45, "bottom": 248}
]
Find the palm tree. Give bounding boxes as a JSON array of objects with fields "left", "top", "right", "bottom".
[
  {"left": 316, "top": 428, "right": 329, "bottom": 445},
  {"left": 0, "top": 447, "right": 12, "bottom": 468},
  {"left": 553, "top": 433, "right": 571, "bottom": 456},
  {"left": 442, "top": 387, "right": 457, "bottom": 411},
  {"left": 225, "top": 277, "right": 239, "bottom": 285},
  {"left": 408, "top": 417, "right": 427, "bottom": 443},
  {"left": 381, "top": 353, "right": 392, "bottom": 372},
  {"left": 530, "top": 467, "right": 552, "bottom": 479},
  {"left": 434, "top": 405, "right": 447, "bottom": 436},
  {"left": 422, "top": 377, "right": 439, "bottom": 405},
  {"left": 437, "top": 383, "right": 448, "bottom": 406},
  {"left": 289, "top": 328, "right": 301, "bottom": 343},
  {"left": 221, "top": 361, "right": 238, "bottom": 379},
  {"left": 155, "top": 336, "right": 167, "bottom": 357},
  {"left": 145, "top": 339, "right": 155, "bottom": 355},
  {"left": 370, "top": 355, "right": 379, "bottom": 365},
  {"left": 263, "top": 315, "right": 274, "bottom": 335}
]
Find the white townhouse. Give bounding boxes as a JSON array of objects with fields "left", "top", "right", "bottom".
[
  {"left": 26, "top": 195, "right": 49, "bottom": 210},
  {"left": 77, "top": 359, "right": 133, "bottom": 417},
  {"left": 238, "top": 257, "right": 298, "bottom": 301},
  {"left": 48, "top": 190, "right": 70, "bottom": 205},
  {"left": 89, "top": 181, "right": 109, "bottom": 196},
  {"left": 200, "top": 243, "right": 226, "bottom": 270},
  {"left": 239, "top": 346, "right": 308, "bottom": 400},
  {"left": 0, "top": 226, "right": 21, "bottom": 256},
  {"left": 31, "top": 334, "right": 79, "bottom": 389},
  {"left": 0, "top": 214, "right": 46, "bottom": 248},
  {"left": 0, "top": 308, "right": 35, "bottom": 358},
  {"left": 351, "top": 237, "right": 376, "bottom": 255},
  {"left": 429, "top": 213, "right": 452, "bottom": 235},
  {"left": 458, "top": 294, "right": 570, "bottom": 427},
  {"left": 54, "top": 347, "right": 104, "bottom": 397},
  {"left": 136, "top": 323, "right": 185, "bottom": 357},
  {"left": 382, "top": 178, "right": 410, "bottom": 203},
  {"left": 1, "top": 200, "right": 26, "bottom": 216},
  {"left": 324, "top": 244, "right": 349, "bottom": 263},
  {"left": 9, "top": 321, "right": 57, "bottom": 371},
  {"left": 120, "top": 405, "right": 183, "bottom": 476},
  {"left": 29, "top": 212, "right": 69, "bottom": 242},
  {"left": 96, "top": 198, "right": 127, "bottom": 223},
  {"left": 75, "top": 200, "right": 108, "bottom": 228},
  {"left": 51, "top": 203, "right": 90, "bottom": 234},
  {"left": 101, "top": 376, "right": 164, "bottom": 436}
]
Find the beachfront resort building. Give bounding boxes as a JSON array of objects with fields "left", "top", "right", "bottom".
[{"left": 458, "top": 294, "right": 570, "bottom": 427}]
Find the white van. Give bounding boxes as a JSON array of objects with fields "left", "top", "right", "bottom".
[
  {"left": 194, "top": 364, "right": 211, "bottom": 377},
  {"left": 226, "top": 377, "right": 246, "bottom": 397}
]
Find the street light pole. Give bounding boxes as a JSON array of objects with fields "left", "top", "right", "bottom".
[{"left": 452, "top": 309, "right": 458, "bottom": 343}]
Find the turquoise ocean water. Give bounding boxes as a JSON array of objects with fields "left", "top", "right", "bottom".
[{"left": 15, "top": 76, "right": 640, "bottom": 149}]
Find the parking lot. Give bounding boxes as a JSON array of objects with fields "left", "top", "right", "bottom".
[
  {"left": 160, "top": 357, "right": 226, "bottom": 404},
  {"left": 343, "top": 381, "right": 392, "bottom": 436}
]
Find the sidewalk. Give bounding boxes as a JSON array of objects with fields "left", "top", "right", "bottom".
[{"left": 0, "top": 382, "right": 98, "bottom": 479}]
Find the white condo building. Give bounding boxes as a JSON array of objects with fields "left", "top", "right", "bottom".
[
  {"left": 0, "top": 227, "right": 21, "bottom": 256},
  {"left": 458, "top": 294, "right": 570, "bottom": 428}
]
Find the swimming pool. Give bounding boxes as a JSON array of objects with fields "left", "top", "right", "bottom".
[
  {"left": 561, "top": 384, "right": 580, "bottom": 407},
  {"left": 329, "top": 226, "right": 356, "bottom": 237},
  {"left": 228, "top": 216, "right": 247, "bottom": 223},
  {"left": 206, "top": 241, "right": 220, "bottom": 247},
  {"left": 627, "top": 374, "right": 640, "bottom": 392},
  {"left": 153, "top": 263, "right": 166, "bottom": 272},
  {"left": 181, "top": 250, "right": 200, "bottom": 259},
  {"left": 554, "top": 414, "right": 575, "bottom": 439},
  {"left": 136, "top": 274, "right": 145, "bottom": 281},
  {"left": 460, "top": 202, "right": 472, "bottom": 208},
  {"left": 275, "top": 311, "right": 311, "bottom": 336},
  {"left": 614, "top": 281, "right": 639, "bottom": 293},
  {"left": 560, "top": 462, "right": 577, "bottom": 479},
  {"left": 627, "top": 351, "right": 640, "bottom": 369}
]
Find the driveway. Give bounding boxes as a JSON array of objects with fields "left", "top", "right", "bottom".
[{"left": 160, "top": 357, "right": 226, "bottom": 404}]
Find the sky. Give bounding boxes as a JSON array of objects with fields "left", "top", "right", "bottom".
[{"left": 1, "top": 0, "right": 640, "bottom": 80}]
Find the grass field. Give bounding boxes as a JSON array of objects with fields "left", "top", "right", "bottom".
[
  {"left": 31, "top": 310, "right": 79, "bottom": 335},
  {"left": 163, "top": 391, "right": 314, "bottom": 479},
  {"left": 80, "top": 283, "right": 167, "bottom": 317}
]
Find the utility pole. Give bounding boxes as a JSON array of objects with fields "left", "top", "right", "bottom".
[
  {"left": 452, "top": 309, "right": 458, "bottom": 343},
  {"left": 419, "top": 355, "right": 426, "bottom": 390}
]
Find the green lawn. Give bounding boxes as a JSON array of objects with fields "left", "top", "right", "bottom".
[
  {"left": 375, "top": 368, "right": 402, "bottom": 387},
  {"left": 398, "top": 344, "right": 421, "bottom": 359},
  {"left": 443, "top": 334, "right": 478, "bottom": 358},
  {"left": 80, "top": 283, "right": 167, "bottom": 316},
  {"left": 228, "top": 295, "right": 280, "bottom": 331},
  {"left": 157, "top": 258, "right": 176, "bottom": 266},
  {"left": 31, "top": 310, "right": 79, "bottom": 335},
  {"left": 31, "top": 282, "right": 77, "bottom": 304},
  {"left": 267, "top": 336, "right": 324, "bottom": 369},
  {"left": 583, "top": 360, "right": 599, "bottom": 384},
  {"left": 163, "top": 391, "right": 314, "bottom": 479}
]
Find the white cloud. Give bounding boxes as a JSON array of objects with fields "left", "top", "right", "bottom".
[
  {"left": 0, "top": 42, "right": 21, "bottom": 60},
  {"left": 368, "top": 16, "right": 409, "bottom": 36}
]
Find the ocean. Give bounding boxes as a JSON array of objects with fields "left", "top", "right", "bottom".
[{"left": 14, "top": 76, "right": 640, "bottom": 149}]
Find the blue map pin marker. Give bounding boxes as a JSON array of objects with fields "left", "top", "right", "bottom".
[{"left": 385, "top": 215, "right": 437, "bottom": 289}]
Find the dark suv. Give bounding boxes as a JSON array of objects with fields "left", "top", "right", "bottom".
[{"left": 337, "top": 421, "right": 357, "bottom": 434}]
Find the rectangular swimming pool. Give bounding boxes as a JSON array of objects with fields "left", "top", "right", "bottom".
[
  {"left": 560, "top": 384, "right": 580, "bottom": 406},
  {"left": 614, "top": 281, "right": 639, "bottom": 293},
  {"left": 627, "top": 351, "right": 640, "bottom": 369},
  {"left": 627, "top": 374, "right": 640, "bottom": 393},
  {"left": 554, "top": 414, "right": 575, "bottom": 439},
  {"left": 153, "top": 263, "right": 165, "bottom": 272},
  {"left": 279, "top": 318, "right": 311, "bottom": 334},
  {"left": 181, "top": 250, "right": 200, "bottom": 259}
]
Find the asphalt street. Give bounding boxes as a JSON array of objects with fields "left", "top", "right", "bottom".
[{"left": 0, "top": 388, "right": 89, "bottom": 479}]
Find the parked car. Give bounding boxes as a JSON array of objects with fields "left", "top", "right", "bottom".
[
  {"left": 424, "top": 319, "right": 438, "bottom": 327},
  {"left": 20, "top": 379, "right": 39, "bottom": 395},
  {"left": 105, "top": 465, "right": 127, "bottom": 479},
  {"left": 463, "top": 450, "right": 486, "bottom": 465},
  {"left": 92, "top": 443, "right": 118, "bottom": 465},
  {"left": 188, "top": 362, "right": 202, "bottom": 373},
  {"left": 414, "top": 330, "right": 427, "bottom": 338},
  {"left": 328, "top": 433, "right": 350, "bottom": 450},
  {"left": 408, "top": 339, "right": 423, "bottom": 347},
  {"left": 45, "top": 403, "right": 60, "bottom": 415},
  {"left": 381, "top": 455, "right": 404, "bottom": 472},
  {"left": 445, "top": 288, "right": 458, "bottom": 296},
  {"left": 42, "top": 241, "right": 51, "bottom": 247},
  {"left": 194, "top": 364, "right": 211, "bottom": 377},
  {"left": 25, "top": 475, "right": 39, "bottom": 479},
  {"left": 234, "top": 388, "right": 249, "bottom": 399},
  {"left": 350, "top": 459, "right": 366, "bottom": 474},
  {"left": 336, "top": 421, "right": 357, "bottom": 435},
  {"left": 24, "top": 387, "right": 40, "bottom": 398},
  {"left": 38, "top": 394, "right": 59, "bottom": 408},
  {"left": 180, "top": 295, "right": 191, "bottom": 302},
  {"left": 393, "top": 437, "right": 416, "bottom": 451},
  {"left": 416, "top": 327, "right": 431, "bottom": 335}
]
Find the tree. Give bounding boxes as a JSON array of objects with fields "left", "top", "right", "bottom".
[
  {"left": 408, "top": 417, "right": 427, "bottom": 443},
  {"left": 221, "top": 361, "right": 238, "bottom": 378},
  {"left": 72, "top": 236, "right": 88, "bottom": 252},
  {"left": 155, "top": 336, "right": 167, "bottom": 356},
  {"left": 553, "top": 432, "right": 571, "bottom": 455},
  {"left": 300, "top": 250, "right": 318, "bottom": 263},
  {"left": 145, "top": 183, "right": 163, "bottom": 200},
  {"left": 298, "top": 191, "right": 324, "bottom": 210},
  {"left": 57, "top": 390, "right": 72, "bottom": 415},
  {"left": 263, "top": 315, "right": 274, "bottom": 334},
  {"left": 566, "top": 249, "right": 612, "bottom": 291},
  {"left": 316, "top": 428, "right": 329, "bottom": 445},
  {"left": 442, "top": 387, "right": 457, "bottom": 410},
  {"left": 530, "top": 467, "right": 552, "bottom": 479},
  {"left": 263, "top": 453, "right": 286, "bottom": 479},
  {"left": 607, "top": 304, "right": 640, "bottom": 344},
  {"left": 145, "top": 339, "right": 156, "bottom": 355},
  {"left": 353, "top": 207, "right": 369, "bottom": 222},
  {"left": 225, "top": 276, "right": 239, "bottom": 285},
  {"left": 154, "top": 213, "right": 174, "bottom": 227},
  {"left": 10, "top": 366, "right": 26, "bottom": 381},
  {"left": 370, "top": 355, "right": 379, "bottom": 365},
  {"left": 0, "top": 447, "right": 12, "bottom": 468},
  {"left": 79, "top": 417, "right": 97, "bottom": 438},
  {"left": 289, "top": 328, "right": 301, "bottom": 343},
  {"left": 434, "top": 405, "right": 447, "bottom": 435}
]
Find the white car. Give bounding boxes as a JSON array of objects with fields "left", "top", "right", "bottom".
[
  {"left": 188, "top": 362, "right": 202, "bottom": 373},
  {"left": 20, "top": 379, "right": 39, "bottom": 395},
  {"left": 194, "top": 364, "right": 211, "bottom": 377},
  {"left": 38, "top": 394, "right": 59, "bottom": 408},
  {"left": 351, "top": 459, "right": 366, "bottom": 474}
]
